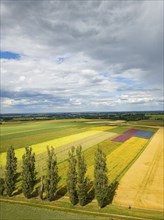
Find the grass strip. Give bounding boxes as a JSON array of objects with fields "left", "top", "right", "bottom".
[{"left": 0, "top": 198, "right": 160, "bottom": 220}]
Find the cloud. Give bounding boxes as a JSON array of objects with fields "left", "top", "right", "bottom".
[{"left": 1, "top": 0, "right": 163, "bottom": 113}]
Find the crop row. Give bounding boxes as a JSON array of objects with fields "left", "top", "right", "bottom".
[
  {"left": 86, "top": 137, "right": 148, "bottom": 184},
  {"left": 0, "top": 130, "right": 106, "bottom": 166}
]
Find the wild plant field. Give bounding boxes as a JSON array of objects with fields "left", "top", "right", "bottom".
[
  {"left": 0, "top": 120, "right": 157, "bottom": 184},
  {"left": 0, "top": 119, "right": 162, "bottom": 219}
]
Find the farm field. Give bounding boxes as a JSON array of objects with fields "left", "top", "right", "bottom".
[
  {"left": 86, "top": 137, "right": 148, "bottom": 183},
  {"left": 113, "top": 127, "right": 164, "bottom": 211},
  {"left": 1, "top": 198, "right": 163, "bottom": 220},
  {"left": 147, "top": 114, "right": 164, "bottom": 120},
  {"left": 0, "top": 202, "right": 111, "bottom": 220},
  {"left": 0, "top": 120, "right": 157, "bottom": 175},
  {"left": 85, "top": 120, "right": 126, "bottom": 124},
  {"left": 0, "top": 120, "right": 155, "bottom": 183},
  {"left": 0, "top": 119, "right": 96, "bottom": 152},
  {"left": 129, "top": 120, "right": 164, "bottom": 127},
  {"left": 0, "top": 129, "right": 116, "bottom": 166},
  {"left": 0, "top": 119, "right": 162, "bottom": 220}
]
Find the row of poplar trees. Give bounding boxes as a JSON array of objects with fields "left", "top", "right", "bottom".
[
  {"left": 0, "top": 146, "right": 58, "bottom": 201},
  {"left": 66, "top": 146, "right": 108, "bottom": 207},
  {"left": 0, "top": 145, "right": 109, "bottom": 208}
]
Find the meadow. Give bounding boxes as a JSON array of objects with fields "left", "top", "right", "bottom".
[
  {"left": 1, "top": 196, "right": 163, "bottom": 220},
  {"left": 1, "top": 202, "right": 111, "bottom": 220},
  {"left": 0, "top": 119, "right": 162, "bottom": 219}
]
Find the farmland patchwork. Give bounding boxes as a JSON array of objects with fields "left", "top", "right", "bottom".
[
  {"left": 112, "top": 129, "right": 138, "bottom": 142},
  {"left": 0, "top": 130, "right": 116, "bottom": 166},
  {"left": 112, "top": 129, "right": 155, "bottom": 142},
  {"left": 134, "top": 130, "right": 154, "bottom": 139},
  {"left": 86, "top": 137, "right": 148, "bottom": 183},
  {"left": 0, "top": 120, "right": 162, "bottom": 213}
]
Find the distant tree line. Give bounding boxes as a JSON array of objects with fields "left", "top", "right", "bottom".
[
  {"left": 0, "top": 145, "right": 114, "bottom": 208},
  {"left": 1, "top": 111, "right": 163, "bottom": 122}
]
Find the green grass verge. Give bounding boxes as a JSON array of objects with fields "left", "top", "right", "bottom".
[
  {"left": 1, "top": 201, "right": 110, "bottom": 220},
  {"left": 0, "top": 197, "right": 163, "bottom": 220}
]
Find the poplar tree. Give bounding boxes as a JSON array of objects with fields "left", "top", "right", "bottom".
[
  {"left": 66, "top": 146, "right": 78, "bottom": 205},
  {"left": 46, "top": 147, "right": 58, "bottom": 201},
  {"left": 94, "top": 146, "right": 108, "bottom": 208},
  {"left": 76, "top": 145, "right": 87, "bottom": 206},
  {"left": 21, "top": 147, "right": 36, "bottom": 198},
  {"left": 5, "top": 146, "right": 17, "bottom": 196}
]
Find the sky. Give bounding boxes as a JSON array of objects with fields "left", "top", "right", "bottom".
[{"left": 1, "top": 0, "right": 163, "bottom": 113}]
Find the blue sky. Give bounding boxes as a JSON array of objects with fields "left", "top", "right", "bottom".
[
  {"left": 1, "top": 0, "right": 163, "bottom": 113},
  {"left": 0, "top": 51, "right": 20, "bottom": 59}
]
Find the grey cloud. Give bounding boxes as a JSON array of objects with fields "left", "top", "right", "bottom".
[
  {"left": 1, "top": 89, "right": 70, "bottom": 106},
  {"left": 1, "top": 0, "right": 163, "bottom": 112},
  {"left": 2, "top": 1, "right": 163, "bottom": 72}
]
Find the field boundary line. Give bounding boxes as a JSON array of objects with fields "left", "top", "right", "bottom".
[{"left": 0, "top": 198, "right": 152, "bottom": 220}]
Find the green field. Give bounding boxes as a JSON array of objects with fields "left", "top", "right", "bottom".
[
  {"left": 147, "top": 114, "right": 164, "bottom": 120},
  {"left": 1, "top": 202, "right": 111, "bottom": 220},
  {"left": 0, "top": 119, "right": 161, "bottom": 220},
  {"left": 0, "top": 120, "right": 96, "bottom": 153},
  {"left": 0, "top": 120, "right": 157, "bottom": 181},
  {"left": 129, "top": 120, "right": 164, "bottom": 127},
  {"left": 0, "top": 130, "right": 108, "bottom": 165},
  {"left": 1, "top": 198, "right": 163, "bottom": 220}
]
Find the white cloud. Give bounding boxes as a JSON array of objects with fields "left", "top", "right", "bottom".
[{"left": 1, "top": 0, "right": 163, "bottom": 113}]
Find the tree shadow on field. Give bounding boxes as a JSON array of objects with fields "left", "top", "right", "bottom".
[
  {"left": 107, "top": 181, "right": 119, "bottom": 205},
  {"left": 15, "top": 172, "right": 21, "bottom": 183},
  {"left": 86, "top": 180, "right": 95, "bottom": 205},
  {"left": 35, "top": 177, "right": 40, "bottom": 185},
  {"left": 13, "top": 188, "right": 22, "bottom": 196},
  {"left": 31, "top": 187, "right": 39, "bottom": 198},
  {"left": 56, "top": 185, "right": 67, "bottom": 200},
  {"left": 13, "top": 173, "right": 22, "bottom": 196}
]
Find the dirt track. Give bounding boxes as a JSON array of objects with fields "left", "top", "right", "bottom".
[{"left": 113, "top": 128, "right": 164, "bottom": 211}]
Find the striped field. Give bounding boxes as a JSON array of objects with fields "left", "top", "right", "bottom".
[
  {"left": 0, "top": 130, "right": 116, "bottom": 166},
  {"left": 113, "top": 127, "right": 163, "bottom": 210},
  {"left": 0, "top": 119, "right": 159, "bottom": 210}
]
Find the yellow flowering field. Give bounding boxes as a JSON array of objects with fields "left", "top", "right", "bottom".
[
  {"left": 89, "top": 126, "right": 117, "bottom": 131},
  {"left": 86, "top": 137, "right": 148, "bottom": 183},
  {"left": 0, "top": 130, "right": 102, "bottom": 166}
]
